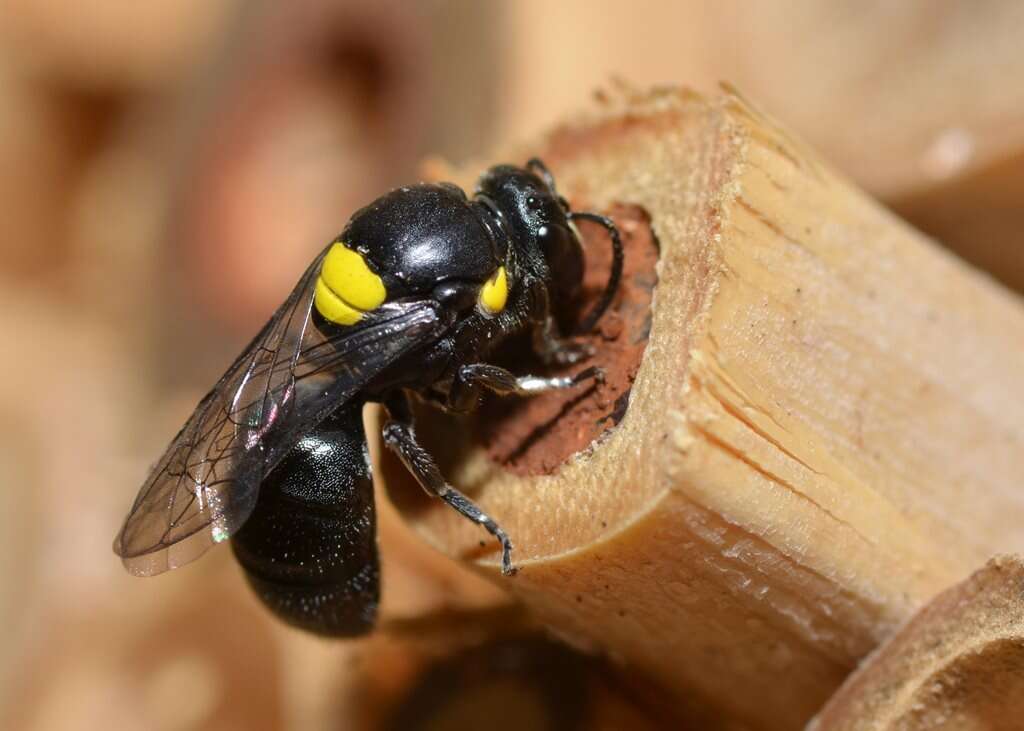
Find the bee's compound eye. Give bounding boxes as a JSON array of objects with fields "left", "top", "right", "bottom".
[
  {"left": 478, "top": 266, "right": 508, "bottom": 315},
  {"left": 315, "top": 242, "right": 387, "bottom": 325}
]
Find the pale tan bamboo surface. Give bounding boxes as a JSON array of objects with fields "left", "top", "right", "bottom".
[
  {"left": 811, "top": 555, "right": 1024, "bottom": 731},
  {"left": 378, "top": 86, "right": 1024, "bottom": 730}
]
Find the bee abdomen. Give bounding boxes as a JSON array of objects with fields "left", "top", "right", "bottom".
[{"left": 231, "top": 401, "right": 379, "bottom": 637}]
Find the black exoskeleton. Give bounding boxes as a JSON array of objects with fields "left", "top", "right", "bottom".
[{"left": 114, "top": 159, "right": 623, "bottom": 636}]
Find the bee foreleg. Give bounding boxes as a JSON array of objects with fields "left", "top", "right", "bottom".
[
  {"left": 449, "top": 363, "right": 603, "bottom": 411},
  {"left": 382, "top": 391, "right": 515, "bottom": 576}
]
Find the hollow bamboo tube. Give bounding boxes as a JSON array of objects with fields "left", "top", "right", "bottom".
[{"left": 378, "top": 87, "right": 1024, "bottom": 730}]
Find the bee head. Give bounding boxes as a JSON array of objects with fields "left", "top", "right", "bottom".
[
  {"left": 476, "top": 163, "right": 583, "bottom": 309},
  {"left": 476, "top": 160, "right": 622, "bottom": 333}
]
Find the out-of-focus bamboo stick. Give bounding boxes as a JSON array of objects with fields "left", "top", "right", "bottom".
[{"left": 811, "top": 555, "right": 1024, "bottom": 731}]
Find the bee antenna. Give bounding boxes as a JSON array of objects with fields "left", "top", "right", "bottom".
[
  {"left": 526, "top": 157, "right": 558, "bottom": 194},
  {"left": 569, "top": 211, "right": 624, "bottom": 333}
]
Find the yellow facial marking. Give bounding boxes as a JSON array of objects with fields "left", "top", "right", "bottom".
[
  {"left": 479, "top": 266, "right": 508, "bottom": 315},
  {"left": 314, "top": 243, "right": 387, "bottom": 325}
]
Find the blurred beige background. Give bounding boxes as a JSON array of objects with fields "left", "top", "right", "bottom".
[{"left": 1, "top": 1, "right": 1022, "bottom": 729}]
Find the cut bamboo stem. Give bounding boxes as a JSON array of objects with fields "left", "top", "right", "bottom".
[{"left": 378, "top": 86, "right": 1024, "bottom": 730}]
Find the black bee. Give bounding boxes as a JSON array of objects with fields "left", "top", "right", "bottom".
[{"left": 114, "top": 159, "right": 623, "bottom": 636}]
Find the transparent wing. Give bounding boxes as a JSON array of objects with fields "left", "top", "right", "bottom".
[{"left": 114, "top": 249, "right": 447, "bottom": 576}]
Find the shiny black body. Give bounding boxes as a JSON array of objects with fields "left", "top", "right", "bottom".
[
  {"left": 115, "top": 160, "right": 623, "bottom": 637},
  {"left": 344, "top": 182, "right": 502, "bottom": 299},
  {"left": 231, "top": 400, "right": 379, "bottom": 635}
]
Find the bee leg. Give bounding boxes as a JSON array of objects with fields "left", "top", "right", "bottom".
[
  {"left": 382, "top": 392, "right": 516, "bottom": 576},
  {"left": 448, "top": 363, "right": 603, "bottom": 411},
  {"left": 532, "top": 315, "right": 593, "bottom": 365}
]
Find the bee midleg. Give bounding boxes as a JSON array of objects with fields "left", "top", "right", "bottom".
[
  {"left": 532, "top": 315, "right": 593, "bottom": 365},
  {"left": 447, "top": 363, "right": 604, "bottom": 412},
  {"left": 231, "top": 398, "right": 379, "bottom": 637},
  {"left": 381, "top": 391, "right": 515, "bottom": 576}
]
